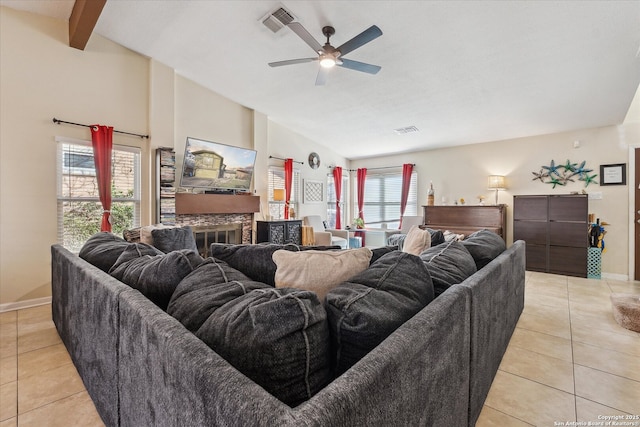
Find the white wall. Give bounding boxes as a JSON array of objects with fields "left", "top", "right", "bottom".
[
  {"left": 352, "top": 122, "right": 640, "bottom": 277},
  {"left": 0, "top": 7, "right": 150, "bottom": 305},
  {"left": 267, "top": 121, "right": 349, "bottom": 220}
]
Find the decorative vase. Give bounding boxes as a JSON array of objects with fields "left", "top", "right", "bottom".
[{"left": 427, "top": 181, "right": 435, "bottom": 206}]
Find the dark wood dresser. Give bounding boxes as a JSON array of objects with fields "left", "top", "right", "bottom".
[
  {"left": 422, "top": 204, "right": 507, "bottom": 241},
  {"left": 513, "top": 194, "right": 588, "bottom": 277}
]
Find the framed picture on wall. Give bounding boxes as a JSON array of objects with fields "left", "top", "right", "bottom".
[
  {"left": 303, "top": 179, "right": 324, "bottom": 203},
  {"left": 599, "top": 163, "right": 626, "bottom": 186}
]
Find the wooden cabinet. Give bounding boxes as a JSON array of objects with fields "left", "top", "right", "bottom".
[
  {"left": 422, "top": 204, "right": 507, "bottom": 241},
  {"left": 256, "top": 220, "right": 302, "bottom": 245},
  {"left": 513, "top": 195, "right": 588, "bottom": 277}
]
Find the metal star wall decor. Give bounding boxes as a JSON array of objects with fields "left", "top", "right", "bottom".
[
  {"left": 533, "top": 159, "right": 597, "bottom": 188},
  {"left": 531, "top": 169, "right": 549, "bottom": 182}
]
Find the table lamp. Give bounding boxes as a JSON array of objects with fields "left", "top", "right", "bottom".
[
  {"left": 273, "top": 188, "right": 285, "bottom": 219},
  {"left": 487, "top": 175, "right": 506, "bottom": 205}
]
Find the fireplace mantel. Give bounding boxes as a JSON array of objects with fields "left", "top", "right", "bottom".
[{"left": 175, "top": 193, "right": 260, "bottom": 215}]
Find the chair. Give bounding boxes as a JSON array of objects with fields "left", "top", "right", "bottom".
[
  {"left": 400, "top": 215, "right": 424, "bottom": 234},
  {"left": 303, "top": 215, "right": 349, "bottom": 249}
]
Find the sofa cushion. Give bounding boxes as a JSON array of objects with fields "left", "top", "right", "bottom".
[
  {"left": 109, "top": 249, "right": 203, "bottom": 310},
  {"left": 167, "top": 258, "right": 270, "bottom": 332},
  {"left": 370, "top": 245, "right": 398, "bottom": 264},
  {"left": 139, "top": 224, "right": 173, "bottom": 245},
  {"left": 387, "top": 228, "right": 444, "bottom": 250},
  {"left": 272, "top": 248, "right": 373, "bottom": 300},
  {"left": 326, "top": 250, "right": 435, "bottom": 375},
  {"left": 209, "top": 243, "right": 341, "bottom": 286},
  {"left": 461, "top": 229, "right": 506, "bottom": 269},
  {"left": 151, "top": 226, "right": 198, "bottom": 253},
  {"left": 78, "top": 232, "right": 130, "bottom": 273},
  {"left": 419, "top": 241, "right": 477, "bottom": 297},
  {"left": 426, "top": 228, "right": 446, "bottom": 246},
  {"left": 196, "top": 287, "right": 332, "bottom": 407},
  {"left": 402, "top": 225, "right": 431, "bottom": 255},
  {"left": 110, "top": 243, "right": 163, "bottom": 265}
]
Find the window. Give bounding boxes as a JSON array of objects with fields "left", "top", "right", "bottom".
[
  {"left": 57, "top": 137, "right": 141, "bottom": 252},
  {"left": 326, "top": 172, "right": 349, "bottom": 229},
  {"left": 267, "top": 166, "right": 300, "bottom": 219},
  {"left": 358, "top": 169, "right": 417, "bottom": 229}
]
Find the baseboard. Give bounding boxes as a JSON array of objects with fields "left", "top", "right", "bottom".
[
  {"left": 602, "top": 272, "right": 630, "bottom": 281},
  {"left": 0, "top": 297, "right": 52, "bottom": 313}
]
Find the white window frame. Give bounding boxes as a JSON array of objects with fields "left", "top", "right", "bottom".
[
  {"left": 267, "top": 165, "right": 301, "bottom": 220},
  {"left": 357, "top": 169, "right": 418, "bottom": 229},
  {"left": 56, "top": 136, "right": 141, "bottom": 251},
  {"left": 326, "top": 171, "right": 349, "bottom": 229}
]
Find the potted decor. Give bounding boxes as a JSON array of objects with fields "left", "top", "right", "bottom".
[{"left": 353, "top": 218, "right": 365, "bottom": 229}]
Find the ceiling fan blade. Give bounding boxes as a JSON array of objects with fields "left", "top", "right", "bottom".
[
  {"left": 288, "top": 22, "right": 323, "bottom": 53},
  {"left": 338, "top": 58, "right": 381, "bottom": 75},
  {"left": 336, "top": 25, "right": 382, "bottom": 56},
  {"left": 269, "top": 58, "right": 317, "bottom": 67},
  {"left": 315, "top": 67, "right": 329, "bottom": 86}
]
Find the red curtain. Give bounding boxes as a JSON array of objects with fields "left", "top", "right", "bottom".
[
  {"left": 91, "top": 125, "right": 114, "bottom": 232},
  {"left": 284, "top": 158, "right": 293, "bottom": 219},
  {"left": 399, "top": 163, "right": 414, "bottom": 229},
  {"left": 333, "top": 166, "right": 343, "bottom": 229},
  {"left": 357, "top": 168, "right": 367, "bottom": 222}
]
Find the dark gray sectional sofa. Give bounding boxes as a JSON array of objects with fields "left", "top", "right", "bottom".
[{"left": 51, "top": 234, "right": 525, "bottom": 427}]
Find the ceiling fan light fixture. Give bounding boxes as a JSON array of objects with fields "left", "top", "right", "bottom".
[{"left": 319, "top": 54, "right": 336, "bottom": 68}]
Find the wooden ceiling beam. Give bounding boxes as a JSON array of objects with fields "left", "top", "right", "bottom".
[{"left": 68, "top": 0, "right": 107, "bottom": 50}]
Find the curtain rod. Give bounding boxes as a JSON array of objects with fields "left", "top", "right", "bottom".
[
  {"left": 269, "top": 155, "right": 304, "bottom": 165},
  {"left": 53, "top": 118, "right": 149, "bottom": 139},
  {"left": 329, "top": 163, "right": 415, "bottom": 172}
]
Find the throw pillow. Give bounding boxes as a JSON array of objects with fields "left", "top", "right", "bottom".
[
  {"left": 272, "top": 247, "right": 373, "bottom": 300},
  {"left": 109, "top": 249, "right": 203, "bottom": 310},
  {"left": 209, "top": 243, "right": 341, "bottom": 286},
  {"left": 461, "top": 229, "right": 506, "bottom": 269},
  {"left": 425, "top": 228, "right": 446, "bottom": 246},
  {"left": 443, "top": 230, "right": 465, "bottom": 242},
  {"left": 370, "top": 245, "right": 398, "bottom": 264},
  {"left": 196, "top": 287, "right": 332, "bottom": 407},
  {"left": 326, "top": 250, "right": 435, "bottom": 375},
  {"left": 167, "top": 258, "right": 270, "bottom": 332},
  {"left": 78, "top": 232, "right": 130, "bottom": 273},
  {"left": 402, "top": 225, "right": 432, "bottom": 255},
  {"left": 419, "top": 241, "right": 477, "bottom": 297},
  {"left": 139, "top": 224, "right": 173, "bottom": 245},
  {"left": 151, "top": 226, "right": 198, "bottom": 254}
]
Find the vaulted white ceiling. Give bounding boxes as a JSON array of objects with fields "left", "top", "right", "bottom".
[{"left": 4, "top": 1, "right": 640, "bottom": 159}]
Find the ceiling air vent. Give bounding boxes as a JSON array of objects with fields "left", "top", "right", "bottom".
[
  {"left": 262, "top": 6, "right": 295, "bottom": 33},
  {"left": 394, "top": 126, "right": 419, "bottom": 135}
]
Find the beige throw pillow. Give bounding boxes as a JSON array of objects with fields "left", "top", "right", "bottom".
[
  {"left": 272, "top": 248, "right": 373, "bottom": 300},
  {"left": 402, "top": 225, "right": 432, "bottom": 255}
]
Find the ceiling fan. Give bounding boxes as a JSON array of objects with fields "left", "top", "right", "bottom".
[{"left": 268, "top": 22, "right": 383, "bottom": 86}]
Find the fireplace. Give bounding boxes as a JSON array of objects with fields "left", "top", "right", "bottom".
[
  {"left": 174, "top": 193, "right": 261, "bottom": 246},
  {"left": 190, "top": 223, "right": 243, "bottom": 257}
]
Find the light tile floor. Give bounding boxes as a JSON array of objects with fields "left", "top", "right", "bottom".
[{"left": 0, "top": 271, "right": 638, "bottom": 426}]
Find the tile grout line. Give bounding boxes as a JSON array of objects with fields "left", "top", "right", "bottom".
[
  {"left": 566, "top": 275, "right": 579, "bottom": 423},
  {"left": 16, "top": 389, "right": 90, "bottom": 422}
]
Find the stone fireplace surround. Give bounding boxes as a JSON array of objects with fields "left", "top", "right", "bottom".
[{"left": 173, "top": 193, "right": 261, "bottom": 247}]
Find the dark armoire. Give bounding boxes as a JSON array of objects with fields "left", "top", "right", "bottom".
[{"left": 513, "top": 194, "right": 588, "bottom": 277}]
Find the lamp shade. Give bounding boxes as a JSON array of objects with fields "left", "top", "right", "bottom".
[
  {"left": 487, "top": 175, "right": 506, "bottom": 190},
  {"left": 273, "top": 188, "right": 285, "bottom": 201}
]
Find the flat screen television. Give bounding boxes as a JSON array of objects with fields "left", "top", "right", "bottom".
[{"left": 179, "top": 137, "right": 257, "bottom": 193}]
